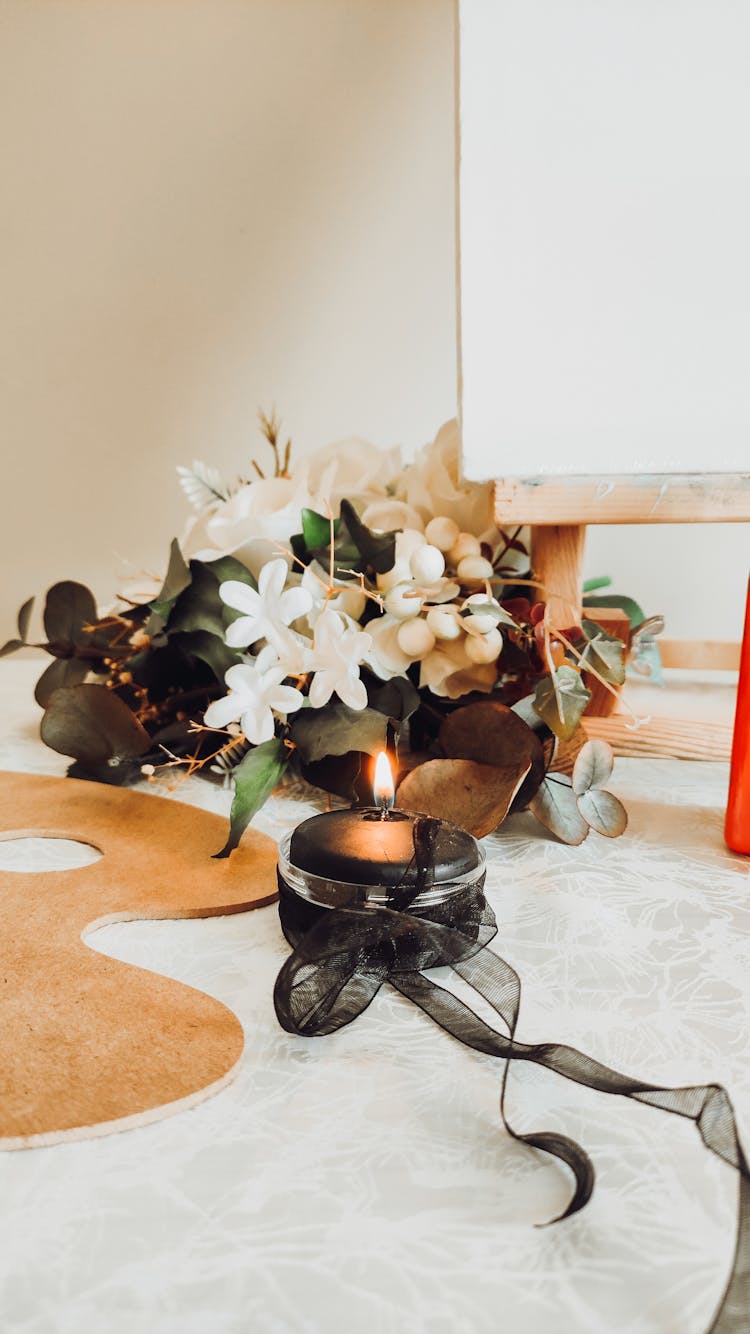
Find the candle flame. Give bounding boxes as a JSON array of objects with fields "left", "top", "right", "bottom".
[{"left": 373, "top": 751, "right": 395, "bottom": 811}]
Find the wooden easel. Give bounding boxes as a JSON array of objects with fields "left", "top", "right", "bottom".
[
  {"left": 494, "top": 472, "right": 750, "bottom": 624},
  {"left": 495, "top": 472, "right": 750, "bottom": 756}
]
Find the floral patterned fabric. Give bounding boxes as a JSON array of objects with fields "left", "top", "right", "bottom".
[{"left": 1, "top": 661, "right": 748, "bottom": 1334}]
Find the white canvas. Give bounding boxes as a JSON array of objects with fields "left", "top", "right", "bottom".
[{"left": 458, "top": 0, "right": 750, "bottom": 479}]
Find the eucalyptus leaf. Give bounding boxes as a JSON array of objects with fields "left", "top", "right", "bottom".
[
  {"left": 529, "top": 775, "right": 589, "bottom": 845},
  {"left": 340, "top": 499, "right": 397, "bottom": 575},
  {"left": 290, "top": 703, "right": 390, "bottom": 764},
  {"left": 34, "top": 656, "right": 90, "bottom": 707},
  {"left": 630, "top": 614, "right": 666, "bottom": 646},
  {"left": 0, "top": 639, "right": 24, "bottom": 659},
  {"left": 43, "top": 581, "right": 98, "bottom": 648},
  {"left": 214, "top": 737, "right": 289, "bottom": 859},
  {"left": 577, "top": 788, "right": 628, "bottom": 838},
  {"left": 150, "top": 539, "right": 191, "bottom": 620},
  {"left": 17, "top": 597, "right": 34, "bottom": 642},
  {"left": 40, "top": 684, "right": 150, "bottom": 765},
  {"left": 460, "top": 601, "right": 519, "bottom": 630},
  {"left": 533, "top": 665, "right": 591, "bottom": 742},
  {"left": 572, "top": 739, "right": 614, "bottom": 795}
]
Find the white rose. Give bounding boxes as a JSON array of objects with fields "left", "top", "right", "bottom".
[
  {"left": 396, "top": 419, "right": 498, "bottom": 539},
  {"left": 301, "top": 437, "right": 402, "bottom": 512},
  {"left": 181, "top": 476, "right": 310, "bottom": 580}
]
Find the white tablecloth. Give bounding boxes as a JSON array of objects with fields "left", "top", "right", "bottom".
[{"left": 1, "top": 660, "right": 748, "bottom": 1334}]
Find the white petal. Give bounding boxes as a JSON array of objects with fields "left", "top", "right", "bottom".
[
  {"left": 204, "top": 694, "right": 243, "bottom": 729},
  {"left": 308, "top": 670, "right": 334, "bottom": 708},
  {"left": 335, "top": 671, "right": 367, "bottom": 710},
  {"left": 255, "top": 643, "right": 281, "bottom": 673},
  {"left": 267, "top": 685, "right": 305, "bottom": 714},
  {"left": 225, "top": 615, "right": 265, "bottom": 648},
  {"left": 219, "top": 580, "right": 260, "bottom": 615},
  {"left": 240, "top": 705, "right": 275, "bottom": 745},
  {"left": 258, "top": 558, "right": 288, "bottom": 602},
  {"left": 339, "top": 627, "right": 371, "bottom": 665},
  {"left": 266, "top": 625, "right": 312, "bottom": 676},
  {"left": 314, "top": 609, "right": 343, "bottom": 652},
  {"left": 223, "top": 663, "right": 257, "bottom": 693},
  {"left": 279, "top": 584, "right": 314, "bottom": 624}
]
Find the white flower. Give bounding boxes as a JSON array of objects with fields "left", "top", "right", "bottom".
[
  {"left": 395, "top": 419, "right": 499, "bottom": 539},
  {"left": 361, "top": 498, "right": 424, "bottom": 533},
  {"left": 220, "top": 558, "right": 313, "bottom": 650},
  {"left": 302, "top": 437, "right": 402, "bottom": 513},
  {"left": 419, "top": 638, "right": 497, "bottom": 699},
  {"left": 308, "top": 610, "right": 372, "bottom": 710},
  {"left": 204, "top": 650, "right": 304, "bottom": 745},
  {"left": 366, "top": 613, "right": 414, "bottom": 679},
  {"left": 301, "top": 561, "right": 367, "bottom": 628},
  {"left": 181, "top": 476, "right": 312, "bottom": 581},
  {"left": 268, "top": 625, "right": 315, "bottom": 677}
]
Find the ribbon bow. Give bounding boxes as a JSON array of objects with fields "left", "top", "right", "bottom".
[{"left": 274, "top": 820, "right": 749, "bottom": 1332}]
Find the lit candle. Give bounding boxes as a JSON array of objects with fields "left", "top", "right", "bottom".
[
  {"left": 278, "top": 752, "right": 484, "bottom": 905},
  {"left": 726, "top": 577, "right": 750, "bottom": 855}
]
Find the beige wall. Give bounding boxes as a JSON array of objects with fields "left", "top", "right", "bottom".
[
  {"left": 0, "top": 0, "right": 746, "bottom": 646},
  {"left": 0, "top": 0, "right": 456, "bottom": 634}
]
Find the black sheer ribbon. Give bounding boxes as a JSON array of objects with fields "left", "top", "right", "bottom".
[{"left": 274, "top": 818, "right": 749, "bottom": 1332}]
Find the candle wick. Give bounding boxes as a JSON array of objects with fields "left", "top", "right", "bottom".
[{"left": 379, "top": 805, "right": 389, "bottom": 821}]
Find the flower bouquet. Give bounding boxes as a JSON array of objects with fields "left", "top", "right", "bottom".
[{"left": 3, "top": 416, "right": 647, "bottom": 855}]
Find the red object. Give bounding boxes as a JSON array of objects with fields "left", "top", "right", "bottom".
[{"left": 725, "top": 577, "right": 750, "bottom": 855}]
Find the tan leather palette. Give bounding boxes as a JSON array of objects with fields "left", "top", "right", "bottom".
[{"left": 0, "top": 770, "right": 278, "bottom": 1149}]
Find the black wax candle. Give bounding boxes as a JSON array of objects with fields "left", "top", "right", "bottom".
[{"left": 288, "top": 806, "right": 481, "bottom": 889}]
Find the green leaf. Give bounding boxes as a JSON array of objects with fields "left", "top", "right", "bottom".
[
  {"left": 169, "top": 630, "right": 239, "bottom": 682},
  {"left": 366, "top": 675, "right": 421, "bottom": 723},
  {"left": 203, "top": 555, "right": 257, "bottom": 589},
  {"left": 580, "top": 620, "right": 626, "bottom": 686},
  {"left": 529, "top": 775, "right": 589, "bottom": 845},
  {"left": 17, "top": 597, "right": 34, "bottom": 642},
  {"left": 583, "top": 593, "right": 644, "bottom": 626},
  {"left": 302, "top": 508, "right": 340, "bottom": 551},
  {"left": 166, "top": 561, "right": 225, "bottom": 638},
  {"left": 289, "top": 703, "right": 390, "bottom": 765},
  {"left": 34, "top": 656, "right": 89, "bottom": 707},
  {"left": 572, "top": 739, "right": 614, "bottom": 795},
  {"left": 150, "top": 539, "right": 192, "bottom": 620},
  {"left": 40, "top": 684, "right": 150, "bottom": 766},
  {"left": 214, "top": 737, "right": 289, "bottom": 859},
  {"left": 532, "top": 665, "right": 592, "bottom": 742},
  {"left": 165, "top": 557, "right": 256, "bottom": 641},
  {"left": 577, "top": 788, "right": 628, "bottom": 838},
  {"left": 340, "top": 499, "right": 397, "bottom": 575},
  {"left": 43, "top": 581, "right": 98, "bottom": 648}
]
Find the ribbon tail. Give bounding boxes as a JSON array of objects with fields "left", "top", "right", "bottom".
[{"left": 394, "top": 965, "right": 596, "bottom": 1225}]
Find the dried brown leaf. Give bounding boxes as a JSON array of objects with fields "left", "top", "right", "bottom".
[
  {"left": 396, "top": 756, "right": 531, "bottom": 839},
  {"left": 439, "top": 700, "right": 544, "bottom": 811}
]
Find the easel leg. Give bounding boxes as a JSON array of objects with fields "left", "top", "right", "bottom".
[{"left": 531, "top": 524, "right": 586, "bottom": 626}]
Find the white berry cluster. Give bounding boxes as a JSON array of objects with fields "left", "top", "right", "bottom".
[{"left": 369, "top": 515, "right": 513, "bottom": 694}]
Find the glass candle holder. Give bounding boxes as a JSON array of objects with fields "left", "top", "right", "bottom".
[{"left": 277, "top": 807, "right": 486, "bottom": 910}]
